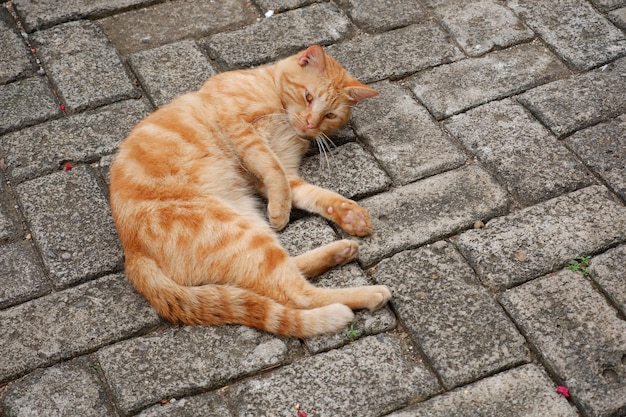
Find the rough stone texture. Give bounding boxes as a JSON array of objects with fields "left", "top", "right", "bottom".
[
  {"left": 278, "top": 216, "right": 337, "bottom": 257},
  {"left": 255, "top": 0, "right": 316, "bottom": 13},
  {"left": 0, "top": 176, "right": 20, "bottom": 241},
  {"left": 138, "top": 391, "right": 232, "bottom": 417},
  {"left": 445, "top": 98, "right": 595, "bottom": 205},
  {"left": 303, "top": 263, "right": 397, "bottom": 354},
  {"left": 327, "top": 23, "right": 463, "bottom": 83},
  {"left": 129, "top": 40, "right": 216, "bottom": 107},
  {"left": 566, "top": 114, "right": 626, "bottom": 200},
  {"left": 501, "top": 270, "right": 626, "bottom": 417},
  {"left": 351, "top": 80, "right": 466, "bottom": 185},
  {"left": 387, "top": 364, "right": 578, "bottom": 417},
  {"left": 0, "top": 99, "right": 150, "bottom": 182},
  {"left": 609, "top": 7, "right": 626, "bottom": 29},
  {"left": 352, "top": 165, "right": 509, "bottom": 266},
  {"left": 227, "top": 334, "right": 440, "bottom": 417},
  {"left": 97, "top": 0, "right": 258, "bottom": 56},
  {"left": 0, "top": 356, "right": 116, "bottom": 417},
  {"left": 11, "top": 0, "right": 155, "bottom": 32},
  {"left": 0, "top": 273, "right": 160, "bottom": 383},
  {"left": 589, "top": 245, "right": 626, "bottom": 315},
  {"left": 0, "top": 240, "right": 49, "bottom": 309},
  {"left": 300, "top": 142, "right": 391, "bottom": 199},
  {"left": 97, "top": 325, "right": 292, "bottom": 415},
  {"left": 203, "top": 3, "right": 352, "bottom": 68},
  {"left": 337, "top": 0, "right": 427, "bottom": 33},
  {"left": 0, "top": 76, "right": 60, "bottom": 134},
  {"left": 457, "top": 185, "right": 626, "bottom": 291},
  {"left": 410, "top": 41, "right": 570, "bottom": 119},
  {"left": 590, "top": 0, "right": 626, "bottom": 10},
  {"left": 15, "top": 166, "right": 123, "bottom": 288},
  {"left": 31, "top": 20, "right": 136, "bottom": 112},
  {"left": 373, "top": 242, "right": 528, "bottom": 388},
  {"left": 507, "top": 0, "right": 626, "bottom": 71},
  {"left": 517, "top": 57, "right": 626, "bottom": 137},
  {"left": 434, "top": 0, "right": 534, "bottom": 56},
  {"left": 0, "top": 7, "right": 33, "bottom": 84}
]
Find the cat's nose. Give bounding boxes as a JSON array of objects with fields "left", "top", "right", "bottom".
[{"left": 306, "top": 115, "right": 319, "bottom": 130}]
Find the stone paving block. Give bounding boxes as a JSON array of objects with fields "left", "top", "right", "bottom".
[
  {"left": 445, "top": 98, "right": 594, "bottom": 205},
  {"left": 0, "top": 273, "right": 160, "bottom": 383},
  {"left": 203, "top": 3, "right": 352, "bottom": 69},
  {"left": 351, "top": 80, "right": 466, "bottom": 185},
  {"left": 0, "top": 240, "right": 50, "bottom": 309},
  {"left": 565, "top": 114, "right": 626, "bottom": 200},
  {"left": 129, "top": 40, "right": 217, "bottom": 107},
  {"left": 352, "top": 165, "right": 509, "bottom": 266},
  {"left": 31, "top": 20, "right": 136, "bottom": 112},
  {"left": 97, "top": 0, "right": 258, "bottom": 56},
  {"left": 336, "top": 0, "right": 427, "bottom": 33},
  {"left": 300, "top": 142, "right": 391, "bottom": 199},
  {"left": 255, "top": 0, "right": 316, "bottom": 13},
  {"left": 434, "top": 0, "right": 534, "bottom": 56},
  {"left": 501, "top": 270, "right": 626, "bottom": 417},
  {"left": 0, "top": 175, "right": 20, "bottom": 241},
  {"left": 0, "top": 76, "right": 60, "bottom": 134},
  {"left": 410, "top": 41, "right": 570, "bottom": 119},
  {"left": 590, "top": 0, "right": 626, "bottom": 10},
  {"left": 387, "top": 364, "right": 578, "bottom": 417},
  {"left": 138, "top": 391, "right": 232, "bottom": 417},
  {"left": 457, "top": 185, "right": 626, "bottom": 291},
  {"left": 227, "top": 334, "right": 440, "bottom": 417},
  {"left": 589, "top": 245, "right": 626, "bottom": 315},
  {"left": 278, "top": 216, "right": 337, "bottom": 257},
  {"left": 12, "top": 0, "right": 154, "bottom": 32},
  {"left": 303, "top": 263, "right": 397, "bottom": 354},
  {"left": 373, "top": 242, "right": 528, "bottom": 389},
  {"left": 326, "top": 23, "right": 463, "bottom": 84},
  {"left": 518, "top": 57, "right": 626, "bottom": 138},
  {"left": 96, "top": 154, "right": 115, "bottom": 185},
  {"left": 15, "top": 166, "right": 123, "bottom": 287},
  {"left": 0, "top": 356, "right": 116, "bottom": 417},
  {"left": 609, "top": 7, "right": 626, "bottom": 29},
  {"left": 0, "top": 7, "right": 33, "bottom": 84},
  {"left": 507, "top": 0, "right": 626, "bottom": 70},
  {"left": 97, "top": 325, "right": 294, "bottom": 415},
  {"left": 0, "top": 99, "right": 150, "bottom": 182}
]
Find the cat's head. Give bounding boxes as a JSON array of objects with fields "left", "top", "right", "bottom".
[{"left": 280, "top": 45, "right": 378, "bottom": 140}]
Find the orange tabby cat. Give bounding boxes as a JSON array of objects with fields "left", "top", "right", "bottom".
[{"left": 109, "top": 45, "right": 391, "bottom": 338}]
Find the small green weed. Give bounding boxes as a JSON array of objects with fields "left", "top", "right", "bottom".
[
  {"left": 567, "top": 256, "right": 591, "bottom": 275},
  {"left": 343, "top": 324, "right": 362, "bottom": 341}
]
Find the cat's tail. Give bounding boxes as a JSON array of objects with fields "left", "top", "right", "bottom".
[{"left": 126, "top": 255, "right": 355, "bottom": 338}]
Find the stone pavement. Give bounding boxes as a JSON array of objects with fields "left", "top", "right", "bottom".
[{"left": 0, "top": 0, "right": 625, "bottom": 415}]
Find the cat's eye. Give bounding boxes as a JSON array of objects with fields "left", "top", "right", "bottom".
[
  {"left": 304, "top": 90, "right": 313, "bottom": 103},
  {"left": 325, "top": 113, "right": 337, "bottom": 120}
]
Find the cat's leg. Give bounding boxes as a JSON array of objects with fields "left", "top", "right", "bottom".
[
  {"left": 293, "top": 239, "right": 358, "bottom": 278},
  {"left": 288, "top": 177, "right": 371, "bottom": 236}
]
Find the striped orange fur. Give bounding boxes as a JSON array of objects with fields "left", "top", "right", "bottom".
[{"left": 109, "top": 45, "right": 391, "bottom": 338}]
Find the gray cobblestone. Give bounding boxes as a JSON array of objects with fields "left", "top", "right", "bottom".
[
  {"left": 15, "top": 166, "right": 123, "bottom": 287},
  {"left": 507, "top": 0, "right": 626, "bottom": 70},
  {"left": 138, "top": 391, "right": 232, "bottom": 417},
  {"left": 255, "top": 0, "right": 316, "bottom": 13},
  {"left": 204, "top": 3, "right": 352, "bottom": 69},
  {"left": 517, "top": 57, "right": 626, "bottom": 138},
  {"left": 0, "top": 76, "right": 60, "bottom": 134},
  {"left": 227, "top": 334, "right": 440, "bottom": 417},
  {"left": 0, "top": 177, "right": 20, "bottom": 241},
  {"left": 589, "top": 245, "right": 626, "bottom": 315},
  {"left": 433, "top": 0, "right": 534, "bottom": 56},
  {"left": 353, "top": 165, "right": 509, "bottom": 266},
  {"left": 337, "top": 0, "right": 427, "bottom": 33},
  {"left": 0, "top": 240, "right": 49, "bottom": 309},
  {"left": 0, "top": 356, "right": 116, "bottom": 417},
  {"left": 97, "top": 0, "right": 258, "bottom": 56},
  {"left": 351, "top": 80, "right": 466, "bottom": 185},
  {"left": 300, "top": 142, "right": 391, "bottom": 199},
  {"left": 31, "top": 20, "right": 137, "bottom": 112},
  {"left": 565, "top": 114, "right": 626, "bottom": 200},
  {"left": 608, "top": 7, "right": 626, "bottom": 29},
  {"left": 0, "top": 99, "right": 150, "bottom": 183},
  {"left": 589, "top": 0, "right": 626, "bottom": 10},
  {"left": 387, "top": 364, "right": 578, "bottom": 417},
  {"left": 445, "top": 98, "right": 594, "bottom": 205},
  {"left": 129, "top": 40, "right": 216, "bottom": 107},
  {"left": 0, "top": 8, "right": 32, "bottom": 84},
  {"left": 501, "top": 270, "right": 626, "bottom": 417},
  {"left": 374, "top": 242, "right": 528, "bottom": 389},
  {"left": 97, "top": 325, "right": 294, "bottom": 415},
  {"left": 457, "top": 186, "right": 626, "bottom": 291},
  {"left": 327, "top": 23, "right": 463, "bottom": 83},
  {"left": 410, "top": 41, "right": 569, "bottom": 119},
  {"left": 278, "top": 216, "right": 337, "bottom": 256},
  {"left": 0, "top": 273, "right": 159, "bottom": 383}
]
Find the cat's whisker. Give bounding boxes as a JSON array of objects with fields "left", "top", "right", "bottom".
[{"left": 316, "top": 133, "right": 336, "bottom": 174}]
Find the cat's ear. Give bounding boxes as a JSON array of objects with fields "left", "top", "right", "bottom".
[
  {"left": 298, "top": 45, "right": 326, "bottom": 72},
  {"left": 345, "top": 81, "right": 378, "bottom": 104}
]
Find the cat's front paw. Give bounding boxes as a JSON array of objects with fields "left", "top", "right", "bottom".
[
  {"left": 327, "top": 200, "right": 371, "bottom": 236},
  {"left": 268, "top": 199, "right": 291, "bottom": 230}
]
